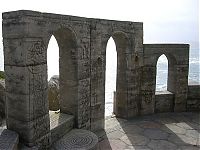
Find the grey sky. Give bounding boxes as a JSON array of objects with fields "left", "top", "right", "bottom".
[{"left": 0, "top": 0, "right": 199, "bottom": 70}]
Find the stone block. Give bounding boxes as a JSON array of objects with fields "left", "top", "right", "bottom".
[
  {"left": 6, "top": 90, "right": 48, "bottom": 121},
  {"left": 2, "top": 18, "right": 29, "bottom": 38},
  {"left": 4, "top": 38, "right": 47, "bottom": 66},
  {"left": 155, "top": 91, "right": 174, "bottom": 113},
  {"left": 140, "top": 92, "right": 155, "bottom": 115},
  {"left": 5, "top": 65, "right": 47, "bottom": 95},
  {"left": 50, "top": 112, "right": 74, "bottom": 143},
  {"left": 187, "top": 85, "right": 200, "bottom": 111},
  {"left": 7, "top": 114, "right": 50, "bottom": 146}
]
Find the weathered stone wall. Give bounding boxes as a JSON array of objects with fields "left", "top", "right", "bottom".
[
  {"left": 90, "top": 19, "right": 143, "bottom": 130},
  {"left": 2, "top": 10, "right": 143, "bottom": 146},
  {"left": 143, "top": 44, "right": 189, "bottom": 113},
  {"left": 2, "top": 10, "right": 193, "bottom": 148},
  {"left": 187, "top": 84, "right": 200, "bottom": 111},
  {"left": 155, "top": 91, "right": 174, "bottom": 113}
]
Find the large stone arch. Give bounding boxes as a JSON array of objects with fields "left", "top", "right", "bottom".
[
  {"left": 2, "top": 10, "right": 91, "bottom": 148},
  {"left": 104, "top": 31, "right": 131, "bottom": 118}
]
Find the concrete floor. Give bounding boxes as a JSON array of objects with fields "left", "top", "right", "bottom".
[{"left": 96, "top": 112, "right": 200, "bottom": 150}]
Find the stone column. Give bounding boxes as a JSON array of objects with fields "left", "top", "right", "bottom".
[
  {"left": 3, "top": 11, "right": 50, "bottom": 148},
  {"left": 140, "top": 66, "right": 156, "bottom": 115},
  {"left": 90, "top": 21, "right": 105, "bottom": 131}
]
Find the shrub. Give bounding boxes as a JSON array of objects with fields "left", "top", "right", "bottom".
[{"left": 0, "top": 71, "right": 5, "bottom": 79}]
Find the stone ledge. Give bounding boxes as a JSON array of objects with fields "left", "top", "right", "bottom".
[{"left": 155, "top": 90, "right": 173, "bottom": 95}]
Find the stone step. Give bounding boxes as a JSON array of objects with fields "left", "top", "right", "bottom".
[{"left": 50, "top": 111, "right": 74, "bottom": 143}]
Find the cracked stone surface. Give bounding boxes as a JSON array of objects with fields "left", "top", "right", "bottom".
[{"left": 96, "top": 112, "right": 200, "bottom": 150}]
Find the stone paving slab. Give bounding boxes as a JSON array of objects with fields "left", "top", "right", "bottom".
[{"left": 97, "top": 112, "right": 200, "bottom": 150}]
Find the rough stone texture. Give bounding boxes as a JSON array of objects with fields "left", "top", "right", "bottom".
[
  {"left": 49, "top": 111, "right": 74, "bottom": 143},
  {"left": 0, "top": 129, "right": 19, "bottom": 150},
  {"left": 0, "top": 79, "right": 5, "bottom": 119},
  {"left": 2, "top": 10, "right": 197, "bottom": 148},
  {"left": 52, "top": 129, "right": 98, "bottom": 150},
  {"left": 187, "top": 84, "right": 200, "bottom": 111},
  {"left": 48, "top": 75, "right": 60, "bottom": 111},
  {"left": 155, "top": 91, "right": 174, "bottom": 113},
  {"left": 96, "top": 112, "right": 200, "bottom": 150},
  {"left": 143, "top": 44, "right": 189, "bottom": 113}
]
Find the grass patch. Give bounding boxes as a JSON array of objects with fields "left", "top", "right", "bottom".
[{"left": 0, "top": 71, "right": 5, "bottom": 79}]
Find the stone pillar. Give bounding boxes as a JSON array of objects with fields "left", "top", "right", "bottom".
[
  {"left": 115, "top": 45, "right": 128, "bottom": 118},
  {"left": 126, "top": 22, "right": 143, "bottom": 118},
  {"left": 90, "top": 29, "right": 104, "bottom": 131},
  {"left": 3, "top": 11, "right": 50, "bottom": 148},
  {"left": 140, "top": 66, "right": 156, "bottom": 115},
  {"left": 76, "top": 25, "right": 91, "bottom": 129}
]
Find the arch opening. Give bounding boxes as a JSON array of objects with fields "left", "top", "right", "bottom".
[
  {"left": 46, "top": 28, "right": 78, "bottom": 126},
  {"left": 105, "top": 37, "right": 117, "bottom": 117},
  {"left": 156, "top": 54, "right": 168, "bottom": 91},
  {"left": 47, "top": 35, "right": 60, "bottom": 111},
  {"left": 104, "top": 32, "right": 130, "bottom": 119}
]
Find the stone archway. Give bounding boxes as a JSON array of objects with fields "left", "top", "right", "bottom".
[
  {"left": 105, "top": 32, "right": 130, "bottom": 118},
  {"left": 47, "top": 27, "right": 78, "bottom": 123},
  {"left": 54, "top": 28, "right": 78, "bottom": 116}
]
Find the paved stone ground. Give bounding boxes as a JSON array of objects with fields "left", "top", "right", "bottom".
[
  {"left": 96, "top": 112, "right": 200, "bottom": 150},
  {"left": 0, "top": 112, "right": 199, "bottom": 150}
]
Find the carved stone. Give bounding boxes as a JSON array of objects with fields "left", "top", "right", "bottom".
[{"left": 2, "top": 10, "right": 196, "bottom": 148}]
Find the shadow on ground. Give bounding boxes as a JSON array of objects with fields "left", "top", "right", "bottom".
[{"left": 96, "top": 112, "right": 200, "bottom": 150}]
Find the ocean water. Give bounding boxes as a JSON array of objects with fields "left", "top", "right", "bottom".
[{"left": 188, "top": 49, "right": 200, "bottom": 84}]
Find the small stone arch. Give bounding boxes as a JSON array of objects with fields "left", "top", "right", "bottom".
[
  {"left": 155, "top": 54, "right": 168, "bottom": 91},
  {"left": 155, "top": 52, "right": 177, "bottom": 93}
]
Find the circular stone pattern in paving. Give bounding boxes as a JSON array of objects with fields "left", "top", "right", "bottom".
[{"left": 53, "top": 129, "right": 98, "bottom": 150}]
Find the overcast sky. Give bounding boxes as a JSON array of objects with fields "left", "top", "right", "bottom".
[{"left": 0, "top": 0, "right": 199, "bottom": 71}]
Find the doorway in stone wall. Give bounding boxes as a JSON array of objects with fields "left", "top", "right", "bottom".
[{"left": 105, "top": 37, "right": 117, "bottom": 117}]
